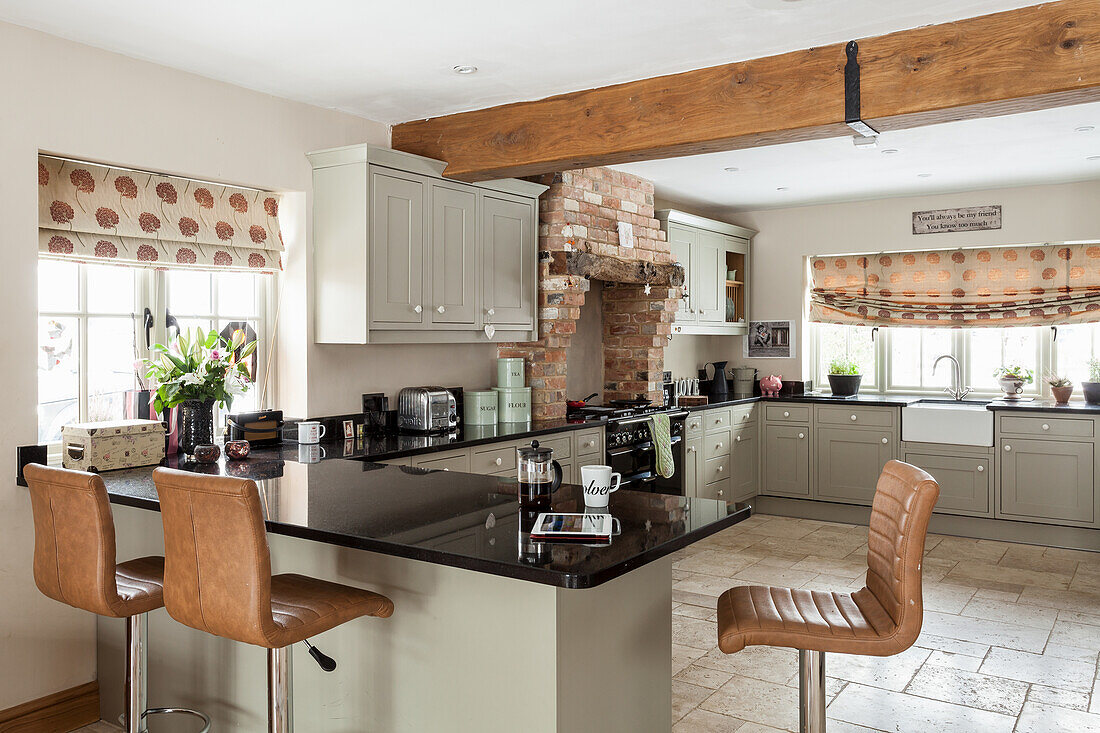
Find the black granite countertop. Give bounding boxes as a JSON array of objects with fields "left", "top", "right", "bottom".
[
  {"left": 682, "top": 392, "right": 1100, "bottom": 413},
  {"left": 100, "top": 452, "right": 750, "bottom": 589}
]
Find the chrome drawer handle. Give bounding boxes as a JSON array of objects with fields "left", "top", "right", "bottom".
[{"left": 977, "top": 465, "right": 985, "bottom": 472}]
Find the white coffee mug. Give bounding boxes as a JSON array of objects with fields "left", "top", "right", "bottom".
[
  {"left": 581, "top": 464, "right": 622, "bottom": 508},
  {"left": 298, "top": 444, "right": 326, "bottom": 464},
  {"left": 298, "top": 420, "right": 326, "bottom": 444}
]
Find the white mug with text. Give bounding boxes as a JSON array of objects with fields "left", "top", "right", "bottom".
[
  {"left": 581, "top": 464, "right": 622, "bottom": 508},
  {"left": 298, "top": 420, "right": 326, "bottom": 444}
]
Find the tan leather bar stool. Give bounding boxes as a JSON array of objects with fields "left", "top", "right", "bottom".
[
  {"left": 24, "top": 464, "right": 210, "bottom": 733},
  {"left": 716, "top": 460, "right": 940, "bottom": 733},
  {"left": 152, "top": 467, "right": 394, "bottom": 733}
]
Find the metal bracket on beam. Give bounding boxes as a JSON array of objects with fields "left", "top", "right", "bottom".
[{"left": 845, "top": 41, "right": 879, "bottom": 138}]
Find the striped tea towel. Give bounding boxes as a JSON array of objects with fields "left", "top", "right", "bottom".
[{"left": 648, "top": 414, "right": 675, "bottom": 479}]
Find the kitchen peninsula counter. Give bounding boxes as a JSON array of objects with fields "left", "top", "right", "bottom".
[{"left": 96, "top": 452, "right": 748, "bottom": 732}]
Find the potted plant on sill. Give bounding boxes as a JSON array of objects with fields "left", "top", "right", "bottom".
[
  {"left": 827, "top": 357, "right": 862, "bottom": 397},
  {"left": 1084, "top": 359, "right": 1100, "bottom": 405},
  {"left": 1046, "top": 372, "right": 1074, "bottom": 405},
  {"left": 143, "top": 327, "right": 256, "bottom": 455},
  {"left": 993, "top": 365, "right": 1033, "bottom": 401}
]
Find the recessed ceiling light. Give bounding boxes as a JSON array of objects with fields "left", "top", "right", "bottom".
[
  {"left": 1075, "top": 125, "right": 1095, "bottom": 133},
  {"left": 452, "top": 64, "right": 478, "bottom": 75},
  {"left": 723, "top": 166, "right": 740, "bottom": 173},
  {"left": 776, "top": 186, "right": 789, "bottom": 191},
  {"left": 881, "top": 148, "right": 900, "bottom": 155},
  {"left": 917, "top": 173, "right": 933, "bottom": 178}
]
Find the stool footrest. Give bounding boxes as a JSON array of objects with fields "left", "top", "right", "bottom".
[{"left": 121, "top": 706, "right": 212, "bottom": 733}]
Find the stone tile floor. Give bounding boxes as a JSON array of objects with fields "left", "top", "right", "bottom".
[
  {"left": 669, "top": 513, "right": 1100, "bottom": 733},
  {"left": 76, "top": 512, "right": 1100, "bottom": 733}
]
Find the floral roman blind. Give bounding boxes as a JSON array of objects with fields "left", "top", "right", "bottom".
[
  {"left": 809, "top": 243, "right": 1100, "bottom": 328},
  {"left": 38, "top": 156, "right": 283, "bottom": 272}
]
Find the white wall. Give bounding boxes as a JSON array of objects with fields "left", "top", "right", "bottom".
[
  {"left": 0, "top": 20, "right": 397, "bottom": 710},
  {"left": 725, "top": 180, "right": 1100, "bottom": 381}
]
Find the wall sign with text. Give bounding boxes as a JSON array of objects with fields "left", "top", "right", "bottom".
[{"left": 912, "top": 205, "right": 1001, "bottom": 235}]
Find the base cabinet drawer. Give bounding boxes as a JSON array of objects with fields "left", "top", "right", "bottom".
[
  {"left": 704, "top": 408, "right": 732, "bottom": 433},
  {"left": 815, "top": 428, "right": 895, "bottom": 505},
  {"left": 704, "top": 429, "right": 732, "bottom": 460},
  {"left": 763, "top": 424, "right": 810, "bottom": 497},
  {"left": 766, "top": 405, "right": 810, "bottom": 423},
  {"left": 698, "top": 478, "right": 731, "bottom": 501},
  {"left": 904, "top": 451, "right": 991, "bottom": 517},
  {"left": 999, "top": 415, "right": 1094, "bottom": 439},
  {"left": 575, "top": 428, "right": 603, "bottom": 458},
  {"left": 413, "top": 450, "right": 470, "bottom": 472},
  {"left": 704, "top": 455, "right": 730, "bottom": 484},
  {"left": 471, "top": 444, "right": 517, "bottom": 474},
  {"left": 685, "top": 413, "right": 705, "bottom": 438},
  {"left": 998, "top": 438, "right": 1095, "bottom": 525}
]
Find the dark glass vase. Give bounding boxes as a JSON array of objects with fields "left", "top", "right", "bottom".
[{"left": 179, "top": 399, "right": 215, "bottom": 456}]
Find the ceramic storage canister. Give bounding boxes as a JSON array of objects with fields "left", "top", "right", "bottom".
[
  {"left": 494, "top": 386, "right": 532, "bottom": 423},
  {"left": 464, "top": 390, "right": 498, "bottom": 426},
  {"left": 497, "top": 358, "right": 525, "bottom": 388}
]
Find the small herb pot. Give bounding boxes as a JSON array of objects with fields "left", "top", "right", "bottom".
[
  {"left": 1083, "top": 382, "right": 1100, "bottom": 405},
  {"left": 1051, "top": 385, "right": 1074, "bottom": 405},
  {"left": 827, "top": 374, "right": 862, "bottom": 397}
]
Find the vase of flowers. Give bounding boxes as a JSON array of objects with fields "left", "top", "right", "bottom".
[
  {"left": 1084, "top": 359, "right": 1100, "bottom": 406},
  {"left": 143, "top": 328, "right": 256, "bottom": 455},
  {"left": 1046, "top": 372, "right": 1074, "bottom": 405},
  {"left": 993, "top": 365, "right": 1033, "bottom": 401},
  {"left": 827, "top": 357, "right": 862, "bottom": 397}
]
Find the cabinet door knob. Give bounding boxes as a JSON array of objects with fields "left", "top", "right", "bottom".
[
  {"left": 1004, "top": 445, "right": 1012, "bottom": 452},
  {"left": 487, "top": 308, "right": 495, "bottom": 316},
  {"left": 494, "top": 457, "right": 502, "bottom": 466},
  {"left": 881, "top": 437, "right": 888, "bottom": 444},
  {"left": 714, "top": 418, "right": 721, "bottom": 424},
  {"left": 688, "top": 446, "right": 696, "bottom": 453},
  {"left": 735, "top": 436, "right": 742, "bottom": 442},
  {"left": 437, "top": 305, "right": 446, "bottom": 314},
  {"left": 443, "top": 467, "right": 450, "bottom": 471},
  {"left": 798, "top": 432, "right": 805, "bottom": 439},
  {"left": 716, "top": 442, "right": 723, "bottom": 449},
  {"left": 1042, "top": 423, "right": 1050, "bottom": 431},
  {"left": 717, "top": 465, "right": 724, "bottom": 472},
  {"left": 414, "top": 304, "right": 423, "bottom": 313},
  {"left": 850, "top": 414, "right": 858, "bottom": 421},
  {"left": 783, "top": 411, "right": 790, "bottom": 418},
  {"left": 717, "top": 490, "right": 724, "bottom": 497},
  {"left": 977, "top": 465, "right": 985, "bottom": 472}
]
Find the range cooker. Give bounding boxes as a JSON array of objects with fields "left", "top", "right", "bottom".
[{"left": 569, "top": 404, "right": 688, "bottom": 493}]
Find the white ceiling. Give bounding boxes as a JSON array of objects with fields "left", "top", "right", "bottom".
[
  {"left": 613, "top": 103, "right": 1100, "bottom": 215},
  {"left": 0, "top": 0, "right": 1041, "bottom": 125}
]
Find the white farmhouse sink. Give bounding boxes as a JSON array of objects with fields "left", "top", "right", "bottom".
[{"left": 901, "top": 400, "right": 994, "bottom": 447}]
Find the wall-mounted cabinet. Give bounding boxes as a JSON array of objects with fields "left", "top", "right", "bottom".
[
  {"left": 309, "top": 145, "right": 546, "bottom": 344},
  {"left": 656, "top": 210, "right": 755, "bottom": 336}
]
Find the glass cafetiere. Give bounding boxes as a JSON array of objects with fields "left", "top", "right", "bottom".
[{"left": 517, "top": 440, "right": 563, "bottom": 510}]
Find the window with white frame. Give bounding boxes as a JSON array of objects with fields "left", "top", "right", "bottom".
[
  {"left": 811, "top": 322, "right": 1092, "bottom": 398},
  {"left": 37, "top": 260, "right": 274, "bottom": 444}
]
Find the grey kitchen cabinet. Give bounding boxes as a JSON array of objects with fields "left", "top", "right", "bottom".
[
  {"left": 730, "top": 422, "right": 759, "bottom": 502},
  {"left": 763, "top": 423, "right": 811, "bottom": 497},
  {"left": 412, "top": 449, "right": 470, "bottom": 473},
  {"left": 684, "top": 437, "right": 701, "bottom": 498},
  {"left": 902, "top": 444, "right": 992, "bottom": 517},
  {"left": 308, "top": 144, "right": 546, "bottom": 344},
  {"left": 430, "top": 183, "right": 477, "bottom": 326},
  {"left": 998, "top": 437, "right": 1096, "bottom": 526},
  {"left": 482, "top": 193, "right": 536, "bottom": 329},
  {"left": 681, "top": 404, "right": 758, "bottom": 502},
  {"left": 816, "top": 427, "right": 896, "bottom": 505},
  {"left": 369, "top": 169, "right": 426, "bottom": 327},
  {"left": 658, "top": 210, "right": 755, "bottom": 336}
]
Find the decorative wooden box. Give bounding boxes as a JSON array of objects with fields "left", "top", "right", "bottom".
[{"left": 61, "top": 419, "right": 166, "bottom": 472}]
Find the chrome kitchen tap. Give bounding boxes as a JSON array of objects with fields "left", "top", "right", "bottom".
[{"left": 932, "top": 354, "right": 971, "bottom": 401}]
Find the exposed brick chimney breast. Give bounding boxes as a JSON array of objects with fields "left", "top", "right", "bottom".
[{"left": 497, "top": 167, "right": 680, "bottom": 419}]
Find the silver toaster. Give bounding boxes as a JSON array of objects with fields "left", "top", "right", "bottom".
[{"left": 397, "top": 387, "right": 458, "bottom": 433}]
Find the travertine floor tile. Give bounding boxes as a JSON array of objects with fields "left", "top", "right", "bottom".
[
  {"left": 828, "top": 682, "right": 1016, "bottom": 733},
  {"left": 904, "top": 664, "right": 1029, "bottom": 716},
  {"left": 921, "top": 610, "right": 1050, "bottom": 653},
  {"left": 921, "top": 582, "right": 977, "bottom": 613},
  {"left": 672, "top": 708, "right": 746, "bottom": 732},
  {"left": 959, "top": 596, "right": 1059, "bottom": 630},
  {"left": 1017, "top": 585, "right": 1100, "bottom": 612},
  {"left": 1049, "top": 619, "right": 1100, "bottom": 649},
  {"left": 945, "top": 561, "right": 1072, "bottom": 592},
  {"left": 1014, "top": 702, "right": 1100, "bottom": 732},
  {"left": 979, "top": 647, "right": 1094, "bottom": 692},
  {"left": 924, "top": 649, "right": 983, "bottom": 672},
  {"left": 824, "top": 644, "right": 929, "bottom": 691},
  {"left": 675, "top": 663, "right": 734, "bottom": 690},
  {"left": 694, "top": 644, "right": 798, "bottom": 685},
  {"left": 672, "top": 679, "right": 714, "bottom": 724},
  {"left": 700, "top": 674, "right": 800, "bottom": 732},
  {"left": 1027, "top": 683, "right": 1091, "bottom": 712}
]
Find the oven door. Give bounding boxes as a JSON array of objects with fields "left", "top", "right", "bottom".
[{"left": 605, "top": 418, "right": 686, "bottom": 494}]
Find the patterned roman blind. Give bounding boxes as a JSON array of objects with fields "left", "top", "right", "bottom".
[
  {"left": 38, "top": 156, "right": 282, "bottom": 272},
  {"left": 809, "top": 243, "right": 1100, "bottom": 328}
]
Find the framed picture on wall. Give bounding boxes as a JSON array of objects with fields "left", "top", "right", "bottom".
[{"left": 743, "top": 320, "right": 794, "bottom": 359}]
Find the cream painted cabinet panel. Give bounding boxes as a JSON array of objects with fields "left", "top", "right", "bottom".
[
  {"left": 370, "top": 170, "right": 426, "bottom": 327},
  {"left": 763, "top": 424, "right": 810, "bottom": 497},
  {"left": 430, "top": 184, "right": 477, "bottom": 326},
  {"left": 815, "top": 427, "right": 895, "bottom": 506},
  {"left": 693, "top": 231, "right": 725, "bottom": 323},
  {"left": 483, "top": 194, "right": 535, "bottom": 328},
  {"left": 998, "top": 438, "right": 1095, "bottom": 526},
  {"left": 668, "top": 224, "right": 696, "bottom": 323},
  {"left": 684, "top": 438, "right": 701, "bottom": 498}
]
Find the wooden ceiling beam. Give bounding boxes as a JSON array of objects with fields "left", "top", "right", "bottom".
[{"left": 391, "top": 0, "right": 1100, "bottom": 182}]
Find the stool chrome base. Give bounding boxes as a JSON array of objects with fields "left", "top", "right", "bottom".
[
  {"left": 268, "top": 646, "right": 294, "bottom": 733},
  {"left": 798, "top": 649, "right": 826, "bottom": 733},
  {"left": 123, "top": 613, "right": 211, "bottom": 733}
]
